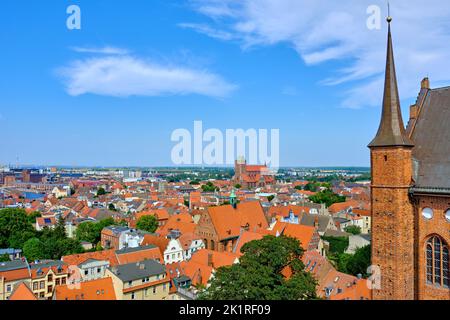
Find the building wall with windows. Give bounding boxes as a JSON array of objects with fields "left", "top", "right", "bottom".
[
  {"left": 415, "top": 195, "right": 450, "bottom": 300},
  {"left": 31, "top": 268, "right": 68, "bottom": 300},
  {"left": 77, "top": 260, "right": 110, "bottom": 283},
  {"left": 0, "top": 277, "right": 31, "bottom": 300},
  {"left": 106, "top": 270, "right": 170, "bottom": 300}
]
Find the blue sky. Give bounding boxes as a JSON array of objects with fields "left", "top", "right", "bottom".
[{"left": 1, "top": 0, "right": 450, "bottom": 167}]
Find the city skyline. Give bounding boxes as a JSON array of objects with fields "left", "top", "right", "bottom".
[{"left": 2, "top": 1, "right": 450, "bottom": 167}]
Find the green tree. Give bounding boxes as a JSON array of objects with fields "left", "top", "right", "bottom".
[
  {"left": 76, "top": 218, "right": 116, "bottom": 244},
  {"left": 234, "top": 184, "right": 242, "bottom": 189},
  {"left": 76, "top": 222, "right": 98, "bottom": 244},
  {"left": 304, "top": 182, "right": 319, "bottom": 192},
  {"left": 201, "top": 182, "right": 219, "bottom": 192},
  {"left": 53, "top": 216, "right": 68, "bottom": 239},
  {"left": 8, "top": 231, "right": 37, "bottom": 250},
  {"left": 0, "top": 208, "right": 35, "bottom": 247},
  {"left": 344, "top": 245, "right": 371, "bottom": 277},
  {"left": 108, "top": 203, "right": 116, "bottom": 211},
  {"left": 95, "top": 242, "right": 103, "bottom": 251},
  {"left": 23, "top": 238, "right": 45, "bottom": 261},
  {"left": 267, "top": 195, "right": 275, "bottom": 202},
  {"left": 199, "top": 236, "right": 317, "bottom": 300},
  {"left": 309, "top": 189, "right": 346, "bottom": 207},
  {"left": 96, "top": 217, "right": 116, "bottom": 231},
  {"left": 136, "top": 215, "right": 158, "bottom": 233},
  {"left": 97, "top": 187, "right": 106, "bottom": 196},
  {"left": 0, "top": 254, "right": 10, "bottom": 262},
  {"left": 322, "top": 236, "right": 349, "bottom": 254},
  {"left": 344, "top": 225, "right": 361, "bottom": 235},
  {"left": 27, "top": 211, "right": 42, "bottom": 224}
]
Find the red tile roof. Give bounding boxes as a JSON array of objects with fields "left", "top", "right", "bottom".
[
  {"left": 206, "top": 201, "right": 268, "bottom": 240},
  {"left": 190, "top": 249, "right": 239, "bottom": 269},
  {"left": 54, "top": 277, "right": 116, "bottom": 300},
  {"left": 62, "top": 249, "right": 119, "bottom": 267},
  {"left": 8, "top": 282, "right": 37, "bottom": 300},
  {"left": 116, "top": 246, "right": 163, "bottom": 265},
  {"left": 233, "top": 231, "right": 263, "bottom": 256}
]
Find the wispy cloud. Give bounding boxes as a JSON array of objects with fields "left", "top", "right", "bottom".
[
  {"left": 178, "top": 23, "right": 235, "bottom": 41},
  {"left": 71, "top": 46, "right": 130, "bottom": 55},
  {"left": 57, "top": 55, "right": 237, "bottom": 98},
  {"left": 184, "top": 0, "right": 450, "bottom": 108}
]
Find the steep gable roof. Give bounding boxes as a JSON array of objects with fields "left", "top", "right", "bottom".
[
  {"left": 281, "top": 223, "right": 317, "bottom": 251},
  {"left": 8, "top": 282, "right": 37, "bottom": 301},
  {"left": 410, "top": 86, "right": 450, "bottom": 190},
  {"left": 141, "top": 234, "right": 170, "bottom": 254},
  {"left": 233, "top": 231, "right": 263, "bottom": 256},
  {"left": 206, "top": 201, "right": 268, "bottom": 240}
]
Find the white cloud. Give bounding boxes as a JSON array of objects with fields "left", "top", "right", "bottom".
[
  {"left": 71, "top": 46, "right": 130, "bottom": 55},
  {"left": 178, "top": 23, "right": 235, "bottom": 41},
  {"left": 185, "top": 0, "right": 450, "bottom": 108},
  {"left": 57, "top": 54, "right": 236, "bottom": 98}
]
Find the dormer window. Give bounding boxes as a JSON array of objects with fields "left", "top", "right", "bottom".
[
  {"left": 445, "top": 209, "right": 450, "bottom": 222},
  {"left": 422, "top": 207, "right": 433, "bottom": 220}
]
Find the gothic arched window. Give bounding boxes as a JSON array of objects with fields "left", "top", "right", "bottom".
[{"left": 426, "top": 236, "right": 449, "bottom": 288}]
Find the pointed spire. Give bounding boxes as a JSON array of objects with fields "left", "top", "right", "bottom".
[{"left": 368, "top": 16, "right": 414, "bottom": 148}]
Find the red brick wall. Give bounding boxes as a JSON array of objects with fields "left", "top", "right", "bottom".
[
  {"left": 414, "top": 195, "right": 450, "bottom": 300},
  {"left": 195, "top": 212, "right": 220, "bottom": 251},
  {"left": 371, "top": 146, "right": 415, "bottom": 300}
]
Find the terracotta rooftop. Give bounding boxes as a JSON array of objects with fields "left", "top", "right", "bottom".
[{"left": 54, "top": 277, "right": 116, "bottom": 300}]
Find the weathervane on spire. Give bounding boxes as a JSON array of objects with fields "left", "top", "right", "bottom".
[{"left": 387, "top": 1, "right": 392, "bottom": 23}]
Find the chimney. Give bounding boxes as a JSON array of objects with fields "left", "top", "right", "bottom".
[
  {"left": 139, "top": 263, "right": 146, "bottom": 270},
  {"left": 207, "top": 252, "right": 214, "bottom": 268},
  {"left": 314, "top": 216, "right": 319, "bottom": 228},
  {"left": 421, "top": 77, "right": 430, "bottom": 89},
  {"left": 409, "top": 104, "right": 418, "bottom": 122}
]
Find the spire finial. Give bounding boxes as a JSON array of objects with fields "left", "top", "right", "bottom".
[{"left": 387, "top": 1, "right": 392, "bottom": 23}]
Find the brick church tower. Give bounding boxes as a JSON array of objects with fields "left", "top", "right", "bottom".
[{"left": 368, "top": 16, "right": 415, "bottom": 300}]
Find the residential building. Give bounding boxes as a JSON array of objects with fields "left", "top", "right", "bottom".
[
  {"left": 62, "top": 249, "right": 119, "bottom": 284},
  {"left": 29, "top": 261, "right": 69, "bottom": 300},
  {"left": 0, "top": 260, "right": 31, "bottom": 300},
  {"left": 106, "top": 259, "right": 170, "bottom": 300},
  {"left": 195, "top": 200, "right": 269, "bottom": 253},
  {"left": 101, "top": 226, "right": 147, "bottom": 250}
]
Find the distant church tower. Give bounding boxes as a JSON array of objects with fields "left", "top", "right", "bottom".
[{"left": 368, "top": 15, "right": 415, "bottom": 300}]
